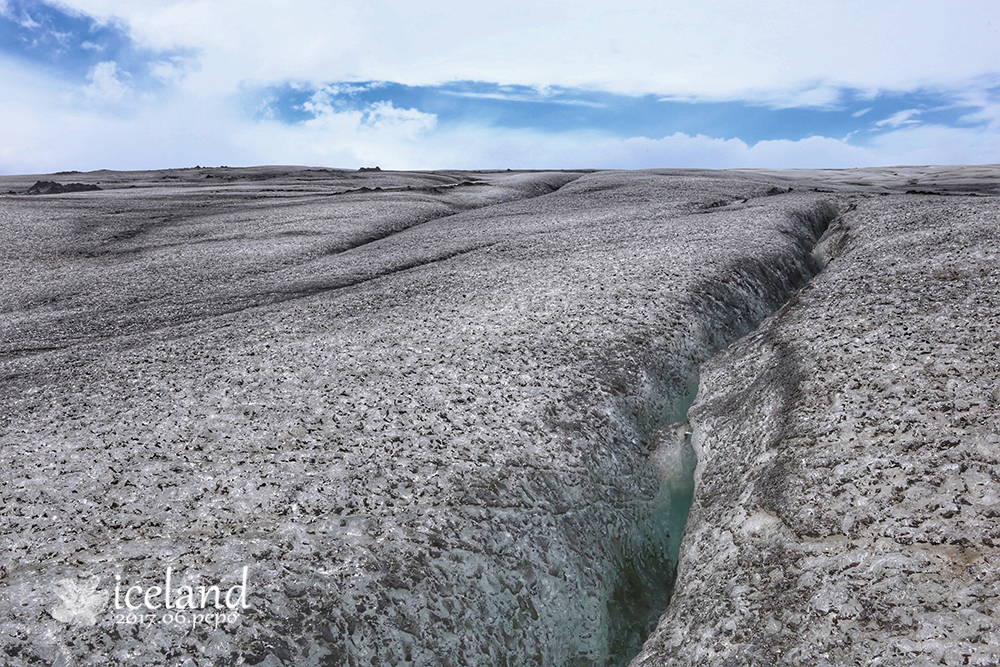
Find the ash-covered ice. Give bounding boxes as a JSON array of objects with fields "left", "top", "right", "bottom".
[{"left": 2, "top": 165, "right": 997, "bottom": 666}]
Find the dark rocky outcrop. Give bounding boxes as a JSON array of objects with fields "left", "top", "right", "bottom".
[{"left": 26, "top": 180, "right": 102, "bottom": 195}]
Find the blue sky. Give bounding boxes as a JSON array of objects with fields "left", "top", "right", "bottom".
[
  {"left": 251, "top": 81, "right": 988, "bottom": 146},
  {"left": 2, "top": 0, "right": 1000, "bottom": 172}
]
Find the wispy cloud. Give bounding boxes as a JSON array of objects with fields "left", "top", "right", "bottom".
[
  {"left": 875, "top": 109, "right": 922, "bottom": 128},
  {"left": 438, "top": 88, "right": 606, "bottom": 109},
  {"left": 0, "top": 0, "right": 41, "bottom": 28},
  {"left": 147, "top": 56, "right": 196, "bottom": 85}
]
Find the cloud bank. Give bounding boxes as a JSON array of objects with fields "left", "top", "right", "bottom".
[{"left": 1, "top": 0, "right": 999, "bottom": 172}]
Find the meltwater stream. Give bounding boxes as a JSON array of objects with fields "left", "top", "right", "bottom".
[{"left": 606, "top": 379, "right": 701, "bottom": 666}]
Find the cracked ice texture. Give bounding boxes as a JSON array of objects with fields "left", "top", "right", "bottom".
[
  {"left": 0, "top": 166, "right": 833, "bottom": 666},
  {"left": 5, "top": 164, "right": 990, "bottom": 666}
]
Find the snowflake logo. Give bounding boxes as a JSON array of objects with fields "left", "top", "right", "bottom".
[{"left": 50, "top": 575, "right": 109, "bottom": 626}]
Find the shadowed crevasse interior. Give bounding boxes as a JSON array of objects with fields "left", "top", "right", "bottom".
[{"left": 605, "top": 201, "right": 841, "bottom": 666}]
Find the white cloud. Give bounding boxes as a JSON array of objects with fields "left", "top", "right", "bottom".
[
  {"left": 875, "top": 109, "right": 922, "bottom": 128},
  {"left": 363, "top": 102, "right": 436, "bottom": 134},
  {"left": 47, "top": 0, "right": 1000, "bottom": 102},
  {"left": 960, "top": 104, "right": 1000, "bottom": 130},
  {"left": 0, "top": 41, "right": 996, "bottom": 175},
  {"left": 5, "top": 54, "right": 993, "bottom": 175},
  {"left": 51, "top": 29, "right": 73, "bottom": 47},
  {"left": 950, "top": 86, "right": 1000, "bottom": 130},
  {"left": 6, "top": 2, "right": 40, "bottom": 28},
  {"left": 747, "top": 84, "right": 847, "bottom": 110},
  {"left": 0, "top": 57, "right": 434, "bottom": 173},
  {"left": 82, "top": 61, "right": 130, "bottom": 104},
  {"left": 865, "top": 123, "right": 1000, "bottom": 166},
  {"left": 440, "top": 89, "right": 607, "bottom": 108},
  {"left": 3, "top": 2, "right": 1000, "bottom": 173},
  {"left": 297, "top": 88, "right": 437, "bottom": 140},
  {"left": 295, "top": 98, "right": 437, "bottom": 143},
  {"left": 148, "top": 56, "right": 197, "bottom": 84}
]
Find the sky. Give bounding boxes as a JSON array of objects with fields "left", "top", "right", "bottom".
[{"left": 1, "top": 0, "right": 1000, "bottom": 172}]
